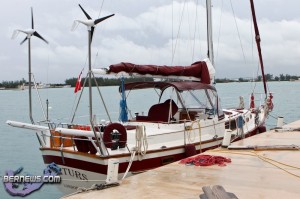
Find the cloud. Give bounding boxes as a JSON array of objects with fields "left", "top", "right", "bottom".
[{"left": 1, "top": 0, "right": 300, "bottom": 83}]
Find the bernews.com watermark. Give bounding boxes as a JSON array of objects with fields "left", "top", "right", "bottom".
[{"left": 2, "top": 175, "right": 61, "bottom": 183}]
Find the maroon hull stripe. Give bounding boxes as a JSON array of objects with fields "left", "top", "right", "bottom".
[
  {"left": 42, "top": 145, "right": 219, "bottom": 175},
  {"left": 42, "top": 127, "right": 260, "bottom": 175}
]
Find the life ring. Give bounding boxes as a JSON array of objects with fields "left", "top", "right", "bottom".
[{"left": 103, "top": 123, "right": 127, "bottom": 148}]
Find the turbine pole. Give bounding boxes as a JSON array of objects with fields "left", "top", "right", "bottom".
[
  {"left": 88, "top": 29, "right": 93, "bottom": 122},
  {"left": 12, "top": 7, "right": 47, "bottom": 124},
  {"left": 28, "top": 37, "right": 34, "bottom": 124}
]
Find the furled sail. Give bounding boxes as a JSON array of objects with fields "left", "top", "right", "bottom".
[{"left": 93, "top": 59, "right": 214, "bottom": 84}]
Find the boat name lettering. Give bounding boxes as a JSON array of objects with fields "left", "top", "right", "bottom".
[{"left": 61, "top": 168, "right": 88, "bottom": 180}]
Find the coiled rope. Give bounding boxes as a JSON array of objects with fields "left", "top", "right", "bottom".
[
  {"left": 122, "top": 125, "right": 148, "bottom": 180},
  {"left": 180, "top": 154, "right": 231, "bottom": 167}
]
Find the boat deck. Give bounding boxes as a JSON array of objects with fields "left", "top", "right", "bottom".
[{"left": 64, "top": 120, "right": 300, "bottom": 199}]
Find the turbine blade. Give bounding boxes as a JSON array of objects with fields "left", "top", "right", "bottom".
[
  {"left": 71, "top": 20, "right": 79, "bottom": 31},
  {"left": 90, "top": 26, "right": 94, "bottom": 44},
  {"left": 94, "top": 14, "right": 115, "bottom": 25},
  {"left": 78, "top": 4, "right": 91, "bottom": 20},
  {"left": 31, "top": 7, "right": 34, "bottom": 29},
  {"left": 33, "top": 31, "right": 48, "bottom": 44},
  {"left": 20, "top": 37, "right": 28, "bottom": 45},
  {"left": 11, "top": 30, "right": 20, "bottom": 39}
]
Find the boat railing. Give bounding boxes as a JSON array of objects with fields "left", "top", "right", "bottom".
[
  {"left": 251, "top": 92, "right": 267, "bottom": 107},
  {"left": 221, "top": 92, "right": 266, "bottom": 110},
  {"left": 48, "top": 125, "right": 133, "bottom": 156}
]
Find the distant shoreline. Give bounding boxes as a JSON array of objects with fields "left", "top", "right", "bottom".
[{"left": 1, "top": 74, "right": 299, "bottom": 90}]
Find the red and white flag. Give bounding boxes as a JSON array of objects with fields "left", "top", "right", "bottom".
[{"left": 74, "top": 72, "right": 82, "bottom": 93}]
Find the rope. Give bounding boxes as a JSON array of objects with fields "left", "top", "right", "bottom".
[
  {"left": 122, "top": 150, "right": 136, "bottom": 180},
  {"left": 135, "top": 125, "right": 148, "bottom": 159},
  {"left": 61, "top": 182, "right": 119, "bottom": 198},
  {"left": 61, "top": 178, "right": 106, "bottom": 182},
  {"left": 210, "top": 149, "right": 300, "bottom": 179},
  {"left": 269, "top": 113, "right": 288, "bottom": 125},
  {"left": 197, "top": 120, "right": 202, "bottom": 153},
  {"left": 180, "top": 154, "right": 231, "bottom": 167},
  {"left": 253, "top": 151, "right": 300, "bottom": 179},
  {"left": 121, "top": 125, "right": 148, "bottom": 180},
  {"left": 187, "top": 121, "right": 196, "bottom": 143}
]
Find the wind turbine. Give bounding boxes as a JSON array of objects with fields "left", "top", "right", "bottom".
[
  {"left": 11, "top": 7, "right": 48, "bottom": 124},
  {"left": 71, "top": 4, "right": 114, "bottom": 122}
]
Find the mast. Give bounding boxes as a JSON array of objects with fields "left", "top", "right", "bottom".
[
  {"left": 206, "top": 0, "right": 215, "bottom": 84},
  {"left": 250, "top": 0, "right": 267, "bottom": 95},
  {"left": 206, "top": 0, "right": 214, "bottom": 67}
]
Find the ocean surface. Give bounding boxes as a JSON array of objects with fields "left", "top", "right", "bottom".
[{"left": 0, "top": 81, "right": 299, "bottom": 199}]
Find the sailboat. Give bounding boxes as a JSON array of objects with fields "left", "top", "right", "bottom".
[{"left": 7, "top": 1, "right": 273, "bottom": 193}]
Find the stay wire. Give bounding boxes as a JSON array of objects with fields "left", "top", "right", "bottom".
[
  {"left": 229, "top": 0, "right": 246, "bottom": 64},
  {"left": 172, "top": 0, "right": 187, "bottom": 65},
  {"left": 215, "top": 0, "right": 224, "bottom": 67},
  {"left": 192, "top": 0, "right": 199, "bottom": 62}
]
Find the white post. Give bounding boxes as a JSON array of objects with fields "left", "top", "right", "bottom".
[
  {"left": 276, "top": 116, "right": 284, "bottom": 128},
  {"left": 222, "top": 130, "right": 232, "bottom": 147},
  {"left": 106, "top": 159, "right": 119, "bottom": 184}
]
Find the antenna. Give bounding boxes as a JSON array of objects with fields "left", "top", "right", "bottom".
[{"left": 11, "top": 7, "right": 48, "bottom": 124}]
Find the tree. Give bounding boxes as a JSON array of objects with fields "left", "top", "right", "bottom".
[
  {"left": 279, "top": 74, "right": 285, "bottom": 81},
  {"left": 265, "top": 74, "right": 273, "bottom": 81}
]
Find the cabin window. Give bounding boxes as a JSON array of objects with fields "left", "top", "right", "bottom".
[{"left": 126, "top": 88, "right": 159, "bottom": 118}]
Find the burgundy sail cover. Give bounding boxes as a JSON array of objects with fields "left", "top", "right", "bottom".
[{"left": 108, "top": 61, "right": 211, "bottom": 84}]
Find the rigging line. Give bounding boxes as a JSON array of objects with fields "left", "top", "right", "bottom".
[
  {"left": 32, "top": 74, "right": 47, "bottom": 121},
  {"left": 215, "top": 0, "right": 224, "bottom": 67},
  {"left": 70, "top": 56, "right": 87, "bottom": 119},
  {"left": 97, "top": 0, "right": 105, "bottom": 18},
  {"left": 196, "top": 4, "right": 202, "bottom": 60},
  {"left": 250, "top": 6, "right": 254, "bottom": 66},
  {"left": 229, "top": 0, "right": 246, "bottom": 64},
  {"left": 186, "top": 1, "right": 193, "bottom": 63},
  {"left": 172, "top": 0, "right": 187, "bottom": 65},
  {"left": 249, "top": 2, "right": 258, "bottom": 93},
  {"left": 172, "top": 0, "right": 174, "bottom": 65},
  {"left": 70, "top": 73, "right": 89, "bottom": 123},
  {"left": 91, "top": 0, "right": 105, "bottom": 69},
  {"left": 188, "top": 90, "right": 207, "bottom": 108},
  {"left": 91, "top": 72, "right": 112, "bottom": 122},
  {"left": 192, "top": 0, "right": 199, "bottom": 62},
  {"left": 46, "top": 44, "right": 50, "bottom": 104},
  {"left": 251, "top": 61, "right": 260, "bottom": 93}
]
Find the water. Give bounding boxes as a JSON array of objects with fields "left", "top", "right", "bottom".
[{"left": 0, "top": 81, "right": 299, "bottom": 199}]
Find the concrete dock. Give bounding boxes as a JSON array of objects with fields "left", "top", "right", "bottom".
[{"left": 64, "top": 120, "right": 300, "bottom": 199}]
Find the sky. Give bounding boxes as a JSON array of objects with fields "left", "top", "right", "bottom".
[{"left": 0, "top": 0, "right": 299, "bottom": 83}]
